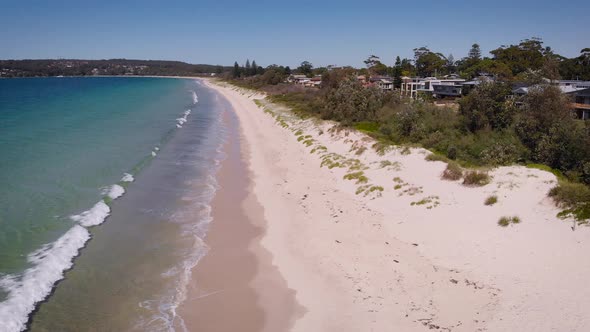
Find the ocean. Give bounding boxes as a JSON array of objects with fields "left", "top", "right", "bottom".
[{"left": 0, "top": 77, "right": 227, "bottom": 331}]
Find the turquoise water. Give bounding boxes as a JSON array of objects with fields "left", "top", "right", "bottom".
[{"left": 0, "top": 77, "right": 227, "bottom": 331}]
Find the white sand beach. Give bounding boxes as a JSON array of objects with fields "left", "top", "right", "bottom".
[{"left": 202, "top": 78, "right": 590, "bottom": 332}]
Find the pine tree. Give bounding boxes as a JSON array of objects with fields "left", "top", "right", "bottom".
[
  {"left": 393, "top": 56, "right": 402, "bottom": 87},
  {"left": 245, "top": 59, "right": 251, "bottom": 76},
  {"left": 468, "top": 44, "right": 482, "bottom": 60},
  {"left": 233, "top": 61, "right": 240, "bottom": 78},
  {"left": 446, "top": 54, "right": 455, "bottom": 73},
  {"left": 251, "top": 60, "right": 257, "bottom": 75}
]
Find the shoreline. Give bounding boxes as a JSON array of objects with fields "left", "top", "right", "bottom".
[{"left": 177, "top": 91, "right": 299, "bottom": 331}]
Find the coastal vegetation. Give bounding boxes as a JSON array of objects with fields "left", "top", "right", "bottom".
[
  {"left": 498, "top": 216, "right": 522, "bottom": 227},
  {"left": 442, "top": 163, "right": 463, "bottom": 181},
  {"left": 463, "top": 171, "right": 491, "bottom": 187},
  {"left": 225, "top": 39, "right": 590, "bottom": 222},
  {"left": 485, "top": 195, "right": 499, "bottom": 206}
]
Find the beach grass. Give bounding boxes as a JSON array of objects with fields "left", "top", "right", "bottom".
[
  {"left": 485, "top": 195, "right": 498, "bottom": 206},
  {"left": 463, "top": 171, "right": 490, "bottom": 186}
]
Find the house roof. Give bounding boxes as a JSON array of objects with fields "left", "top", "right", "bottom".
[{"left": 513, "top": 85, "right": 586, "bottom": 95}]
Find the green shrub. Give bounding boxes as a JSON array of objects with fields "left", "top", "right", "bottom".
[
  {"left": 354, "top": 121, "right": 380, "bottom": 133},
  {"left": 372, "top": 141, "right": 394, "bottom": 156},
  {"left": 425, "top": 153, "right": 449, "bottom": 162},
  {"left": 548, "top": 181, "right": 590, "bottom": 221},
  {"left": 484, "top": 195, "right": 498, "bottom": 205},
  {"left": 447, "top": 146, "right": 457, "bottom": 160},
  {"left": 343, "top": 171, "right": 368, "bottom": 184},
  {"left": 355, "top": 146, "right": 367, "bottom": 155},
  {"left": 442, "top": 163, "right": 463, "bottom": 181},
  {"left": 462, "top": 171, "right": 490, "bottom": 186},
  {"left": 498, "top": 216, "right": 521, "bottom": 227},
  {"left": 498, "top": 216, "right": 510, "bottom": 227},
  {"left": 548, "top": 181, "right": 590, "bottom": 207}
]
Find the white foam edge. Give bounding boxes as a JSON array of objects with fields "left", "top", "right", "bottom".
[
  {"left": 0, "top": 225, "right": 90, "bottom": 332},
  {"left": 121, "top": 173, "right": 135, "bottom": 183},
  {"left": 70, "top": 200, "right": 110, "bottom": 227}
]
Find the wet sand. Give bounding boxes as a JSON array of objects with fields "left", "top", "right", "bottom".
[{"left": 177, "top": 98, "right": 299, "bottom": 331}]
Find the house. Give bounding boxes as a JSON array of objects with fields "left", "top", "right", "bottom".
[
  {"left": 287, "top": 74, "right": 307, "bottom": 84},
  {"left": 574, "top": 88, "right": 590, "bottom": 120},
  {"left": 368, "top": 76, "right": 394, "bottom": 91},
  {"left": 306, "top": 76, "right": 322, "bottom": 88},
  {"left": 555, "top": 80, "right": 590, "bottom": 90},
  {"left": 401, "top": 77, "right": 466, "bottom": 99},
  {"left": 432, "top": 83, "right": 463, "bottom": 98},
  {"left": 400, "top": 77, "right": 422, "bottom": 99},
  {"left": 375, "top": 78, "right": 394, "bottom": 91}
]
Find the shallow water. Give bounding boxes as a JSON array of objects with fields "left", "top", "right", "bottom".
[{"left": 0, "top": 77, "right": 227, "bottom": 331}]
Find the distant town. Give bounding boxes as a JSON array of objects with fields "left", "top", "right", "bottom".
[{"left": 0, "top": 59, "right": 229, "bottom": 78}]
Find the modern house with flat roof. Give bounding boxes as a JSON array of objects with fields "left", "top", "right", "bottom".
[
  {"left": 574, "top": 88, "right": 590, "bottom": 119},
  {"left": 555, "top": 80, "right": 590, "bottom": 89},
  {"left": 401, "top": 77, "right": 466, "bottom": 99}
]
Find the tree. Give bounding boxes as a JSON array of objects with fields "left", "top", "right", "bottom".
[
  {"left": 490, "top": 38, "right": 547, "bottom": 76},
  {"left": 322, "top": 76, "right": 384, "bottom": 124},
  {"left": 393, "top": 56, "right": 403, "bottom": 87},
  {"left": 446, "top": 54, "right": 455, "bottom": 73},
  {"left": 233, "top": 61, "right": 240, "bottom": 78},
  {"left": 251, "top": 60, "right": 258, "bottom": 75},
  {"left": 400, "top": 58, "right": 415, "bottom": 77},
  {"left": 468, "top": 43, "right": 482, "bottom": 61},
  {"left": 297, "top": 61, "right": 313, "bottom": 76},
  {"left": 413, "top": 47, "right": 445, "bottom": 77},
  {"left": 515, "top": 85, "right": 587, "bottom": 173},
  {"left": 245, "top": 59, "right": 251, "bottom": 76},
  {"left": 459, "top": 82, "right": 516, "bottom": 131},
  {"left": 285, "top": 66, "right": 292, "bottom": 75},
  {"left": 364, "top": 55, "right": 381, "bottom": 68}
]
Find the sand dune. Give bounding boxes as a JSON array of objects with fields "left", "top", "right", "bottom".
[{"left": 204, "top": 79, "right": 590, "bottom": 332}]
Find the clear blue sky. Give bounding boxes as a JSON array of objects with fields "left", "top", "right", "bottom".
[{"left": 1, "top": 0, "right": 588, "bottom": 68}]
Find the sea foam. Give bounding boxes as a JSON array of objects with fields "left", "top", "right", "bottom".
[
  {"left": 103, "top": 184, "right": 125, "bottom": 199},
  {"left": 70, "top": 200, "right": 110, "bottom": 227},
  {"left": 192, "top": 91, "right": 198, "bottom": 104},
  {"left": 121, "top": 173, "right": 134, "bottom": 183},
  {"left": 0, "top": 225, "right": 90, "bottom": 332},
  {"left": 176, "top": 110, "right": 191, "bottom": 128}
]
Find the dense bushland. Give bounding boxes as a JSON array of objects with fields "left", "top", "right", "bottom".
[{"left": 230, "top": 70, "right": 590, "bottom": 221}]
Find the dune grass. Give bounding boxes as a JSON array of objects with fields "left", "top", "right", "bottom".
[
  {"left": 485, "top": 195, "right": 498, "bottom": 206},
  {"left": 343, "top": 171, "right": 368, "bottom": 184},
  {"left": 442, "top": 162, "right": 463, "bottom": 181},
  {"left": 462, "top": 171, "right": 491, "bottom": 187},
  {"left": 498, "top": 216, "right": 521, "bottom": 227}
]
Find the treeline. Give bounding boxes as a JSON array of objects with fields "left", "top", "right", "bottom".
[
  {"left": 366, "top": 38, "right": 590, "bottom": 82},
  {"left": 230, "top": 38, "right": 589, "bottom": 91},
  {"left": 0, "top": 59, "right": 231, "bottom": 77}
]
